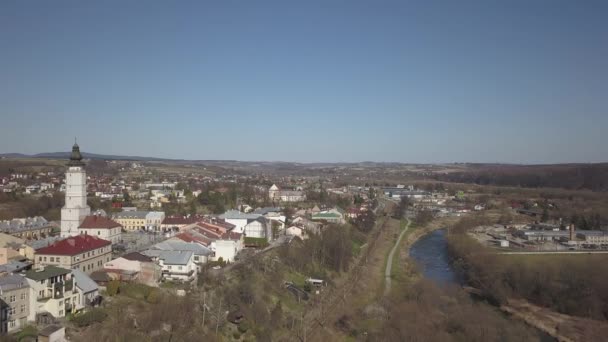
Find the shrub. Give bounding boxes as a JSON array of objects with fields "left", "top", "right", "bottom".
[
  {"left": 237, "top": 321, "right": 249, "bottom": 333},
  {"left": 106, "top": 280, "right": 120, "bottom": 296},
  {"left": 72, "top": 308, "right": 108, "bottom": 327},
  {"left": 121, "top": 283, "right": 152, "bottom": 300},
  {"left": 146, "top": 288, "right": 160, "bottom": 304}
]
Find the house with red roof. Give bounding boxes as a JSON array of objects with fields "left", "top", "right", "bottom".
[
  {"left": 78, "top": 215, "right": 122, "bottom": 244},
  {"left": 35, "top": 235, "right": 112, "bottom": 275}
]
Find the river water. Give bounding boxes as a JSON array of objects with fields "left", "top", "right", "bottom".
[
  {"left": 410, "top": 229, "right": 556, "bottom": 341},
  {"left": 409, "top": 229, "right": 461, "bottom": 285}
]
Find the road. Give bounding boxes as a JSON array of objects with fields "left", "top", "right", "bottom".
[
  {"left": 384, "top": 218, "right": 410, "bottom": 296},
  {"left": 498, "top": 251, "right": 608, "bottom": 255}
]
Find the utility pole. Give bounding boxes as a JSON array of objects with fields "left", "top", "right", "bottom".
[{"left": 202, "top": 292, "right": 206, "bottom": 326}]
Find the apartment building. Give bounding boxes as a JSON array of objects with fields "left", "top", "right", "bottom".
[
  {"left": 35, "top": 235, "right": 112, "bottom": 274},
  {"left": 0, "top": 274, "right": 30, "bottom": 334},
  {"left": 25, "top": 266, "right": 81, "bottom": 320}
]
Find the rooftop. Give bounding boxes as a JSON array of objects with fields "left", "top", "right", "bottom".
[
  {"left": 79, "top": 215, "right": 122, "bottom": 229},
  {"left": 25, "top": 266, "right": 71, "bottom": 281},
  {"left": 113, "top": 211, "right": 148, "bottom": 219},
  {"left": 121, "top": 252, "right": 153, "bottom": 262},
  {"left": 71, "top": 268, "right": 99, "bottom": 293},
  {"left": 0, "top": 273, "right": 30, "bottom": 291},
  {"left": 219, "top": 210, "right": 261, "bottom": 220},
  {"left": 36, "top": 235, "right": 111, "bottom": 256}
]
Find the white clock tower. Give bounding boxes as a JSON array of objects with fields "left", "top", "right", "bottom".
[{"left": 60, "top": 142, "right": 91, "bottom": 237}]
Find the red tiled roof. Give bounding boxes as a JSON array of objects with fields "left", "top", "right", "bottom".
[
  {"left": 79, "top": 215, "right": 122, "bottom": 229},
  {"left": 173, "top": 232, "right": 211, "bottom": 246},
  {"left": 36, "top": 235, "right": 111, "bottom": 256}
]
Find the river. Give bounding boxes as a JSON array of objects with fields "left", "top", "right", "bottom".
[
  {"left": 409, "top": 229, "right": 461, "bottom": 285},
  {"left": 410, "top": 229, "right": 556, "bottom": 341}
]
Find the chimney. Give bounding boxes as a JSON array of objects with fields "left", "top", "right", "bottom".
[{"left": 569, "top": 224, "right": 575, "bottom": 241}]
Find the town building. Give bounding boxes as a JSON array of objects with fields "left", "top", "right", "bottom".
[
  {"left": 34, "top": 235, "right": 112, "bottom": 274},
  {"left": 38, "top": 325, "right": 65, "bottom": 342},
  {"left": 147, "top": 240, "right": 213, "bottom": 271},
  {"left": 78, "top": 215, "right": 122, "bottom": 244},
  {"left": 0, "top": 274, "right": 30, "bottom": 334},
  {"left": 113, "top": 211, "right": 148, "bottom": 231},
  {"left": 160, "top": 216, "right": 202, "bottom": 232},
  {"left": 0, "top": 217, "right": 55, "bottom": 240},
  {"left": 576, "top": 231, "right": 608, "bottom": 246},
  {"left": 25, "top": 266, "right": 81, "bottom": 320},
  {"left": 61, "top": 143, "right": 91, "bottom": 237},
  {"left": 71, "top": 269, "right": 100, "bottom": 307},
  {"left": 268, "top": 184, "right": 306, "bottom": 202},
  {"left": 104, "top": 252, "right": 161, "bottom": 286},
  {"left": 141, "top": 250, "right": 196, "bottom": 283},
  {"left": 0, "top": 233, "right": 35, "bottom": 263},
  {"left": 145, "top": 211, "right": 166, "bottom": 231}
]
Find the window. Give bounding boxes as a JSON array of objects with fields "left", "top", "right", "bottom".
[
  {"left": 20, "top": 293, "right": 25, "bottom": 300},
  {"left": 178, "top": 266, "right": 183, "bottom": 270},
  {"left": 43, "top": 257, "right": 47, "bottom": 262},
  {"left": 59, "top": 300, "right": 63, "bottom": 306},
  {"left": 38, "top": 257, "right": 42, "bottom": 262},
  {"left": 50, "top": 257, "right": 54, "bottom": 262},
  {"left": 59, "top": 310, "right": 63, "bottom": 316},
  {"left": 20, "top": 304, "right": 25, "bottom": 313},
  {"left": 168, "top": 266, "right": 172, "bottom": 270},
  {"left": 8, "top": 320, "right": 15, "bottom": 328},
  {"left": 8, "top": 307, "right": 14, "bottom": 315},
  {"left": 9, "top": 295, "right": 15, "bottom": 303}
]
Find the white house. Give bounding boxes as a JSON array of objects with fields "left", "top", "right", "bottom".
[
  {"left": 285, "top": 226, "right": 306, "bottom": 239},
  {"left": 25, "top": 266, "right": 82, "bottom": 321},
  {"left": 77, "top": 215, "right": 122, "bottom": 244},
  {"left": 242, "top": 217, "right": 272, "bottom": 241},
  {"left": 219, "top": 210, "right": 262, "bottom": 233},
  {"left": 141, "top": 250, "right": 197, "bottom": 283}
]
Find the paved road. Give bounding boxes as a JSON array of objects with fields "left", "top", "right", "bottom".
[{"left": 384, "top": 218, "right": 411, "bottom": 296}]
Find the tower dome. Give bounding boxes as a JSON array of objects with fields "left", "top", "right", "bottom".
[{"left": 68, "top": 142, "right": 85, "bottom": 166}]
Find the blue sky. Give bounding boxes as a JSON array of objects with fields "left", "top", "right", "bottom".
[{"left": 1, "top": 1, "right": 607, "bottom": 163}]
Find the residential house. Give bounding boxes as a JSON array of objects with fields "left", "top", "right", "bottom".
[
  {"left": 35, "top": 235, "right": 112, "bottom": 274},
  {"left": 71, "top": 269, "right": 100, "bottom": 307},
  {"left": 78, "top": 215, "right": 122, "bottom": 244},
  {"left": 0, "top": 233, "right": 35, "bottom": 263},
  {"left": 285, "top": 226, "right": 306, "bottom": 239},
  {"left": 38, "top": 325, "right": 65, "bottom": 342},
  {"left": 104, "top": 252, "right": 161, "bottom": 286},
  {"left": 217, "top": 210, "right": 271, "bottom": 240},
  {"left": 172, "top": 224, "right": 243, "bottom": 262},
  {"left": 311, "top": 211, "right": 345, "bottom": 225},
  {"left": 141, "top": 250, "right": 196, "bottom": 283},
  {"left": 148, "top": 240, "right": 213, "bottom": 271},
  {"left": 25, "top": 266, "right": 81, "bottom": 320},
  {"left": 0, "top": 274, "right": 30, "bottom": 334}
]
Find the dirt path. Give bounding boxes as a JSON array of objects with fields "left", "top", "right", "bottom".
[{"left": 384, "top": 218, "right": 410, "bottom": 296}]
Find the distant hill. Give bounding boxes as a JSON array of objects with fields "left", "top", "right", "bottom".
[{"left": 0, "top": 152, "right": 172, "bottom": 162}]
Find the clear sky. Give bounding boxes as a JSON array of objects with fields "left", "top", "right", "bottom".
[{"left": 1, "top": 1, "right": 607, "bottom": 163}]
